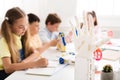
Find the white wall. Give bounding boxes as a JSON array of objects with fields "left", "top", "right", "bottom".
[
  {"left": 46, "top": 0, "right": 77, "bottom": 26},
  {"left": 98, "top": 16, "right": 120, "bottom": 28},
  {"left": 0, "top": 0, "right": 47, "bottom": 27},
  {"left": 0, "top": 0, "right": 120, "bottom": 38},
  {"left": 97, "top": 16, "right": 120, "bottom": 38},
  {"left": 0, "top": 0, "right": 77, "bottom": 27}
]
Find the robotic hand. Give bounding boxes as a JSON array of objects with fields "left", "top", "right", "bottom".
[{"left": 70, "top": 12, "right": 109, "bottom": 80}]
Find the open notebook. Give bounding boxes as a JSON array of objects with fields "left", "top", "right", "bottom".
[{"left": 26, "top": 60, "right": 68, "bottom": 76}]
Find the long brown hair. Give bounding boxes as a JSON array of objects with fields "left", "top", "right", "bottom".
[
  {"left": 87, "top": 11, "right": 98, "bottom": 26},
  {"left": 1, "top": 7, "right": 31, "bottom": 63}
]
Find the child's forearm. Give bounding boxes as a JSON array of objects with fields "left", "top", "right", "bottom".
[
  {"left": 5, "top": 61, "right": 37, "bottom": 73},
  {"left": 22, "top": 52, "right": 41, "bottom": 63},
  {"left": 2, "top": 57, "right": 37, "bottom": 73},
  {"left": 37, "top": 42, "right": 51, "bottom": 53},
  {"left": 22, "top": 42, "right": 51, "bottom": 63},
  {"left": 3, "top": 57, "right": 48, "bottom": 74}
]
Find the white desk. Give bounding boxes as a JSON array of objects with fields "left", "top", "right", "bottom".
[
  {"left": 5, "top": 65, "right": 74, "bottom": 80},
  {"left": 6, "top": 39, "right": 120, "bottom": 80},
  {"left": 5, "top": 44, "right": 75, "bottom": 80},
  {"left": 5, "top": 45, "right": 101, "bottom": 80}
]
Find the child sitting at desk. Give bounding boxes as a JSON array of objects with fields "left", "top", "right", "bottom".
[
  {"left": 39, "top": 13, "right": 61, "bottom": 44},
  {"left": 39, "top": 13, "right": 72, "bottom": 44},
  {"left": 87, "top": 11, "right": 99, "bottom": 33},
  {"left": 0, "top": 7, "right": 48, "bottom": 80},
  {"left": 87, "top": 11, "right": 113, "bottom": 39},
  {"left": 28, "top": 13, "right": 58, "bottom": 55}
]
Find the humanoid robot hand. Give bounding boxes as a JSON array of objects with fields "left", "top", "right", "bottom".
[{"left": 71, "top": 12, "right": 109, "bottom": 59}]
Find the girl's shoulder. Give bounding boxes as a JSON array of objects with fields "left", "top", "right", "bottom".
[
  {"left": 30, "top": 34, "right": 42, "bottom": 47},
  {"left": 0, "top": 37, "right": 9, "bottom": 47},
  {"left": 0, "top": 37, "right": 6, "bottom": 43}
]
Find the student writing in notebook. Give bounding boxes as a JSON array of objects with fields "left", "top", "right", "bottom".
[
  {"left": 0, "top": 7, "right": 48, "bottom": 80},
  {"left": 28, "top": 13, "right": 58, "bottom": 56}
]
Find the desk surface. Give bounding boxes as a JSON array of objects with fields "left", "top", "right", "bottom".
[
  {"left": 5, "top": 39, "right": 120, "bottom": 80},
  {"left": 5, "top": 44, "right": 120, "bottom": 80},
  {"left": 5, "top": 65, "right": 74, "bottom": 80},
  {"left": 5, "top": 44, "right": 75, "bottom": 80},
  {"left": 5, "top": 40, "right": 120, "bottom": 80}
]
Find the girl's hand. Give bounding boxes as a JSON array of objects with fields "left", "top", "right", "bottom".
[{"left": 36, "top": 58, "right": 48, "bottom": 67}]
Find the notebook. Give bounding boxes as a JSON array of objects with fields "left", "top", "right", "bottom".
[{"left": 26, "top": 60, "right": 68, "bottom": 76}]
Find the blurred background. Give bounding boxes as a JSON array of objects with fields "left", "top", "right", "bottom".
[{"left": 0, "top": 0, "right": 120, "bottom": 38}]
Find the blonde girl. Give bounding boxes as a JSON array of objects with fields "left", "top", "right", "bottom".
[{"left": 0, "top": 7, "right": 48, "bottom": 80}]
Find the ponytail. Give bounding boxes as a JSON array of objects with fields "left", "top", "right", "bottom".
[{"left": 1, "top": 19, "right": 19, "bottom": 63}]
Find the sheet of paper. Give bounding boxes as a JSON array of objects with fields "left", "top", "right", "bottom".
[
  {"left": 26, "top": 60, "right": 68, "bottom": 76},
  {"left": 47, "top": 60, "right": 59, "bottom": 68},
  {"left": 26, "top": 67, "right": 56, "bottom": 76}
]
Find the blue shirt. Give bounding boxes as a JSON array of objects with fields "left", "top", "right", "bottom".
[{"left": 39, "top": 27, "right": 58, "bottom": 43}]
